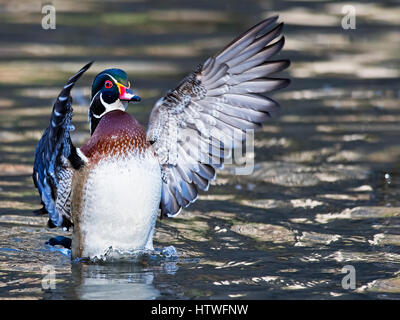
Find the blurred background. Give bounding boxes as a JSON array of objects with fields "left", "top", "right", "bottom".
[{"left": 0, "top": 0, "right": 399, "bottom": 299}]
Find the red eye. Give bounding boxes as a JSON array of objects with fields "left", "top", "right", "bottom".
[{"left": 104, "top": 80, "right": 113, "bottom": 89}]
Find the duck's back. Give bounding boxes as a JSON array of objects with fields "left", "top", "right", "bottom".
[{"left": 71, "top": 110, "right": 162, "bottom": 259}]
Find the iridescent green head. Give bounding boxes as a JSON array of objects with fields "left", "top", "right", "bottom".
[{"left": 89, "top": 68, "right": 140, "bottom": 134}]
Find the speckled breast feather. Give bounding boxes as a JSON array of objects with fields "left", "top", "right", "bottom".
[{"left": 80, "top": 110, "right": 150, "bottom": 163}]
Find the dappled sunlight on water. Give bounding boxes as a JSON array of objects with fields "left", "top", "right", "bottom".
[{"left": 0, "top": 0, "right": 400, "bottom": 299}]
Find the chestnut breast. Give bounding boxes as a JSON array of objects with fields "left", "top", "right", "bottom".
[{"left": 80, "top": 110, "right": 150, "bottom": 163}]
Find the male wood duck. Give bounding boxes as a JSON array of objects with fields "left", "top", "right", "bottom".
[{"left": 33, "top": 17, "right": 290, "bottom": 259}]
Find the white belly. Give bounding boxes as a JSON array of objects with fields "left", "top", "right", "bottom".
[{"left": 79, "top": 150, "right": 162, "bottom": 259}]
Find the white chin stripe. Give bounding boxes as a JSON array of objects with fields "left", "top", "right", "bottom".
[
  {"left": 93, "top": 93, "right": 127, "bottom": 119},
  {"left": 76, "top": 148, "right": 89, "bottom": 163}
]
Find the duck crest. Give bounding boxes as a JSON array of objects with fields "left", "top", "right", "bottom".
[{"left": 80, "top": 110, "right": 149, "bottom": 163}]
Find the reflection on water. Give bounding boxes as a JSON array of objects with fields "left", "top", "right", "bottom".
[
  {"left": 71, "top": 264, "right": 160, "bottom": 300},
  {"left": 0, "top": 0, "right": 400, "bottom": 299},
  {"left": 44, "top": 253, "right": 187, "bottom": 299}
]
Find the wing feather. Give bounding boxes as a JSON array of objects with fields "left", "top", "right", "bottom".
[
  {"left": 147, "top": 18, "right": 290, "bottom": 217},
  {"left": 32, "top": 62, "right": 93, "bottom": 227}
]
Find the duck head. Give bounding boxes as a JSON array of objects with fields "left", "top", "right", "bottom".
[{"left": 89, "top": 68, "right": 140, "bottom": 135}]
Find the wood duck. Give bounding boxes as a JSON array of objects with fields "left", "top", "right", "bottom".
[{"left": 33, "top": 16, "right": 290, "bottom": 259}]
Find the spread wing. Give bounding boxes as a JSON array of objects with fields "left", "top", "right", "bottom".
[
  {"left": 146, "top": 17, "right": 290, "bottom": 217},
  {"left": 32, "top": 62, "right": 93, "bottom": 228}
]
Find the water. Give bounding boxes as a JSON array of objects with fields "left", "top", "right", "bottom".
[{"left": 0, "top": 0, "right": 400, "bottom": 299}]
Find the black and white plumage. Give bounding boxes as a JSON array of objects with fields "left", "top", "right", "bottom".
[
  {"left": 147, "top": 16, "right": 290, "bottom": 217},
  {"left": 32, "top": 62, "right": 93, "bottom": 228}
]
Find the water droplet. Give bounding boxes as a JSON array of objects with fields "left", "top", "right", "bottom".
[
  {"left": 162, "top": 245, "right": 178, "bottom": 259},
  {"left": 384, "top": 173, "right": 391, "bottom": 185}
]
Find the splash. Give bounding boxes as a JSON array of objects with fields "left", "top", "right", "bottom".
[{"left": 68, "top": 245, "right": 179, "bottom": 264}]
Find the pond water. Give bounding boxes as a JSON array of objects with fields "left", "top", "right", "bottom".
[{"left": 0, "top": 0, "right": 400, "bottom": 299}]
